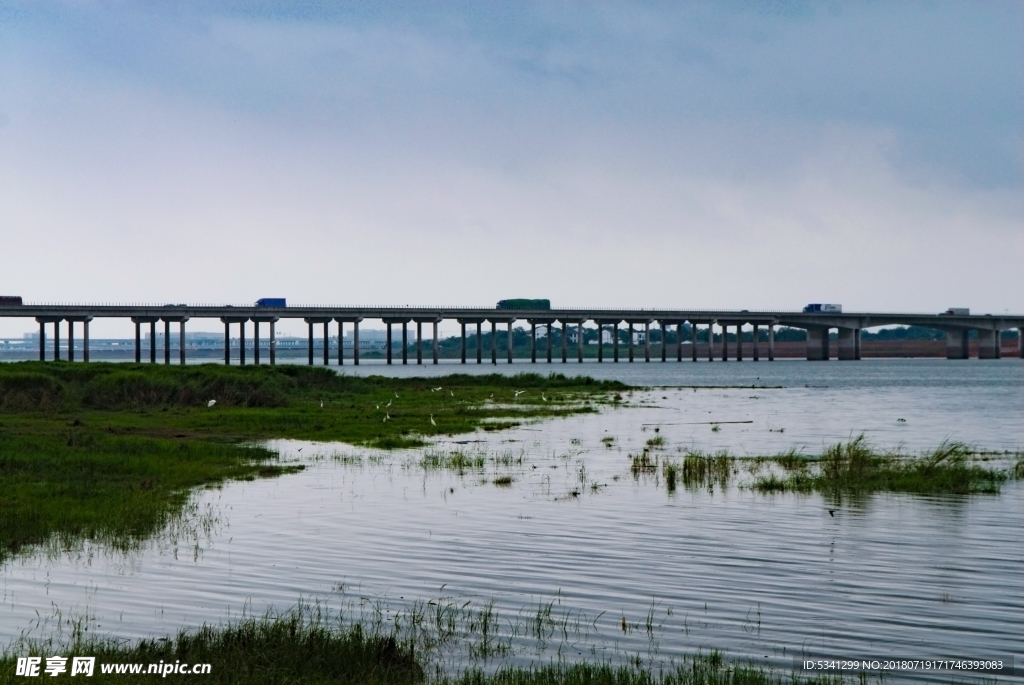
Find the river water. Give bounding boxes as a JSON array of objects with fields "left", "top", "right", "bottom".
[{"left": 3, "top": 359, "right": 1022, "bottom": 682}]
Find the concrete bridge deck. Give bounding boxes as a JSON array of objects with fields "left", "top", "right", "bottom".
[{"left": 2, "top": 303, "right": 1022, "bottom": 365}]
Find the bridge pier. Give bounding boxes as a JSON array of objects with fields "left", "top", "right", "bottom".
[
  {"left": 401, "top": 322, "right": 408, "bottom": 365},
  {"left": 676, "top": 323, "right": 683, "bottom": 362},
  {"left": 491, "top": 320, "right": 497, "bottom": 365},
  {"left": 597, "top": 323, "right": 603, "bottom": 363},
  {"left": 476, "top": 322, "right": 482, "bottom": 364},
  {"left": 752, "top": 325, "right": 759, "bottom": 361},
  {"left": 336, "top": 321, "right": 342, "bottom": 365},
  {"left": 433, "top": 322, "right": 439, "bottom": 364},
  {"left": 562, "top": 321, "right": 568, "bottom": 363},
  {"left": 507, "top": 321, "right": 514, "bottom": 364},
  {"left": 352, "top": 321, "right": 359, "bottom": 365},
  {"left": 386, "top": 323, "right": 392, "bottom": 364},
  {"left": 531, "top": 322, "right": 537, "bottom": 363},
  {"left": 161, "top": 320, "right": 169, "bottom": 364},
  {"left": 945, "top": 330, "right": 969, "bottom": 359},
  {"left": 613, "top": 323, "right": 619, "bottom": 362},
  {"left": 461, "top": 322, "right": 467, "bottom": 363},
  {"left": 241, "top": 321, "right": 249, "bottom": 365},
  {"left": 1019, "top": 328, "right": 1024, "bottom": 359},
  {"left": 179, "top": 320, "right": 186, "bottom": 365},
  {"left": 708, "top": 322, "right": 715, "bottom": 362},
  {"left": 978, "top": 329, "right": 1000, "bottom": 359},
  {"left": 37, "top": 320, "right": 45, "bottom": 361},
  {"left": 547, "top": 323, "right": 553, "bottom": 363},
  {"left": 628, "top": 323, "right": 634, "bottom": 362},
  {"left": 768, "top": 324, "right": 775, "bottom": 361},
  {"left": 691, "top": 322, "right": 698, "bottom": 362},
  {"left": 644, "top": 322, "right": 650, "bottom": 362},
  {"left": 576, "top": 322, "right": 583, "bottom": 363},
  {"left": 736, "top": 325, "right": 743, "bottom": 361},
  {"left": 416, "top": 321, "right": 423, "bottom": 365},
  {"left": 838, "top": 328, "right": 857, "bottom": 360},
  {"left": 67, "top": 321, "right": 74, "bottom": 362},
  {"left": 721, "top": 325, "right": 728, "bottom": 362},
  {"left": 660, "top": 322, "right": 667, "bottom": 362},
  {"left": 53, "top": 321, "right": 60, "bottom": 361},
  {"left": 84, "top": 319, "right": 90, "bottom": 363},
  {"left": 253, "top": 321, "right": 260, "bottom": 365},
  {"left": 806, "top": 327, "right": 829, "bottom": 361}
]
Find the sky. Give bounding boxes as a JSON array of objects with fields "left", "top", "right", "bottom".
[{"left": 1, "top": 1, "right": 1021, "bottom": 337}]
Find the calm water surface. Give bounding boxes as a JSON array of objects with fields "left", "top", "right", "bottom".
[{"left": 3, "top": 360, "right": 1022, "bottom": 681}]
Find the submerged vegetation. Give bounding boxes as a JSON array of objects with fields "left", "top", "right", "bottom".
[
  {"left": 750, "top": 437, "right": 1008, "bottom": 496},
  {"left": 0, "top": 363, "right": 622, "bottom": 561}
]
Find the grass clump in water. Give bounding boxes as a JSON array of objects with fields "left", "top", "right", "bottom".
[
  {"left": 752, "top": 436, "right": 1008, "bottom": 496},
  {"left": 681, "top": 452, "right": 734, "bottom": 491},
  {"left": 421, "top": 451, "right": 487, "bottom": 472},
  {"left": 493, "top": 476, "right": 514, "bottom": 487}
]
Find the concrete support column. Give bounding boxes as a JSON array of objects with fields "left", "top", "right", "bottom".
[
  {"left": 401, "top": 322, "right": 408, "bottom": 365},
  {"left": 253, "top": 322, "right": 260, "bottom": 365},
  {"left": 322, "top": 322, "right": 329, "bottom": 366},
  {"left": 661, "top": 322, "right": 667, "bottom": 362},
  {"left": 476, "top": 322, "right": 483, "bottom": 364},
  {"left": 337, "top": 322, "right": 343, "bottom": 365},
  {"left": 628, "top": 323, "right": 634, "bottom": 362},
  {"left": 490, "top": 321, "right": 497, "bottom": 365},
  {"left": 416, "top": 322, "right": 423, "bottom": 365},
  {"left": 84, "top": 320, "right": 90, "bottom": 363},
  {"left": 54, "top": 322, "right": 60, "bottom": 361},
  {"left": 677, "top": 323, "right": 683, "bottom": 362},
  {"left": 768, "top": 324, "right": 775, "bottom": 361},
  {"left": 460, "top": 323, "right": 467, "bottom": 363},
  {"left": 68, "top": 321, "right": 75, "bottom": 362},
  {"left": 149, "top": 321, "right": 156, "bottom": 363},
  {"left": 507, "top": 322, "right": 514, "bottom": 364},
  {"left": 577, "top": 323, "right": 584, "bottom": 363},
  {"left": 752, "top": 325, "right": 759, "bottom": 361},
  {"left": 224, "top": 322, "right": 230, "bottom": 365},
  {"left": 806, "top": 327, "right": 829, "bottom": 361},
  {"left": 309, "top": 322, "right": 316, "bottom": 365},
  {"left": 708, "top": 322, "right": 715, "bottom": 362},
  {"left": 721, "top": 324, "right": 728, "bottom": 362},
  {"left": 352, "top": 321, "right": 359, "bottom": 365},
  {"left": 562, "top": 321, "right": 568, "bottom": 363},
  {"left": 163, "top": 320, "right": 170, "bottom": 364},
  {"left": 531, "top": 323, "right": 537, "bottom": 363},
  {"left": 945, "top": 330, "right": 969, "bottom": 359},
  {"left": 691, "top": 323, "right": 698, "bottom": 362},
  {"left": 978, "top": 329, "right": 999, "bottom": 359},
  {"left": 736, "top": 325, "right": 743, "bottom": 362},
  {"left": 547, "top": 323, "right": 553, "bottom": 363},
  {"left": 855, "top": 329, "right": 862, "bottom": 360},
  {"left": 38, "top": 320, "right": 46, "bottom": 361},
  {"left": 1019, "top": 328, "right": 1024, "bottom": 359},
  {"left": 838, "top": 328, "right": 857, "bottom": 360},
  {"left": 179, "top": 321, "right": 186, "bottom": 365},
  {"left": 433, "top": 322, "right": 439, "bottom": 365},
  {"left": 644, "top": 322, "right": 650, "bottom": 362},
  {"left": 613, "top": 323, "right": 619, "bottom": 362},
  {"left": 269, "top": 321, "right": 277, "bottom": 366},
  {"left": 386, "top": 323, "right": 392, "bottom": 365}
]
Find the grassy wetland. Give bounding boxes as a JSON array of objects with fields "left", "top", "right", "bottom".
[{"left": 0, "top": 362, "right": 622, "bottom": 562}]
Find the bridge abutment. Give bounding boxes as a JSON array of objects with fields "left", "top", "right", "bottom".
[
  {"left": 806, "top": 327, "right": 830, "bottom": 361},
  {"left": 946, "top": 330, "right": 969, "bottom": 359}
]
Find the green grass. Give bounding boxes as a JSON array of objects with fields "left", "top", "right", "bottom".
[
  {"left": 680, "top": 452, "right": 734, "bottom": 491},
  {"left": 751, "top": 437, "right": 1008, "bottom": 496},
  {"left": 0, "top": 606, "right": 852, "bottom": 685},
  {"left": 0, "top": 363, "right": 622, "bottom": 561}
]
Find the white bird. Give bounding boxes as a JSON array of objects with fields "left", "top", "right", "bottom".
[
  {"left": 450, "top": 390, "right": 454, "bottom": 396},
  {"left": 433, "top": 386, "right": 443, "bottom": 392},
  {"left": 386, "top": 399, "right": 392, "bottom": 408},
  {"left": 376, "top": 404, "right": 380, "bottom": 410},
  {"left": 430, "top": 415, "right": 436, "bottom": 427},
  {"left": 394, "top": 392, "right": 399, "bottom": 398},
  {"left": 384, "top": 413, "right": 391, "bottom": 422},
  {"left": 207, "top": 399, "right": 217, "bottom": 407},
  {"left": 320, "top": 400, "right": 324, "bottom": 408},
  {"left": 541, "top": 395, "right": 547, "bottom": 402},
  {"left": 514, "top": 390, "right": 525, "bottom": 397}
]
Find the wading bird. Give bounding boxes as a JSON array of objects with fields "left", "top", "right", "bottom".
[
  {"left": 207, "top": 399, "right": 217, "bottom": 407},
  {"left": 430, "top": 415, "right": 436, "bottom": 427}
]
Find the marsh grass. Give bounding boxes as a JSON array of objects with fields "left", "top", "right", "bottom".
[
  {"left": 0, "top": 600, "right": 853, "bottom": 685},
  {"left": 0, "top": 363, "right": 618, "bottom": 561},
  {"left": 751, "top": 437, "right": 1008, "bottom": 496},
  {"left": 680, "top": 452, "right": 734, "bottom": 491},
  {"left": 421, "top": 451, "right": 488, "bottom": 472}
]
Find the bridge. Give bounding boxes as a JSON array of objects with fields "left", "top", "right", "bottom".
[{"left": 3, "top": 303, "right": 1022, "bottom": 365}]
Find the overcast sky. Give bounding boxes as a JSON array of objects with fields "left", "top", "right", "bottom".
[{"left": 1, "top": 1, "right": 1021, "bottom": 337}]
